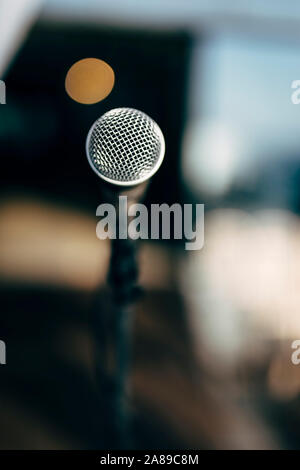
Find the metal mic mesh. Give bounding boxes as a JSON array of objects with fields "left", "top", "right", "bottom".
[{"left": 86, "top": 108, "right": 165, "bottom": 186}]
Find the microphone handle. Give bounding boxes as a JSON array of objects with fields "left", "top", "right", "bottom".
[{"left": 101, "top": 180, "right": 149, "bottom": 206}]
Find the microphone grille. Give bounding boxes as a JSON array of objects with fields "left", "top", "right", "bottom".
[{"left": 86, "top": 108, "right": 165, "bottom": 186}]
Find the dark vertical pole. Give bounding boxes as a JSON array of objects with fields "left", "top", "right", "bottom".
[{"left": 109, "top": 235, "right": 140, "bottom": 449}]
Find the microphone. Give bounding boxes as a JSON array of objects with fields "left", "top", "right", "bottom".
[
  {"left": 85, "top": 108, "right": 165, "bottom": 448},
  {"left": 85, "top": 107, "right": 165, "bottom": 203}
]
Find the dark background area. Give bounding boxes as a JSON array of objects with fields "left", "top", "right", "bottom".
[{"left": 1, "top": 23, "right": 191, "bottom": 210}]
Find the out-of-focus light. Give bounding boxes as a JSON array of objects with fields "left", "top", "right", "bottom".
[
  {"left": 182, "top": 209, "right": 300, "bottom": 371},
  {"left": 65, "top": 58, "right": 115, "bottom": 105},
  {"left": 182, "top": 120, "right": 239, "bottom": 197},
  {"left": 0, "top": 0, "right": 42, "bottom": 75},
  {"left": 0, "top": 198, "right": 173, "bottom": 291}
]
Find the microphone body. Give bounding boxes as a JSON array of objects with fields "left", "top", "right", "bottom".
[{"left": 85, "top": 107, "right": 165, "bottom": 448}]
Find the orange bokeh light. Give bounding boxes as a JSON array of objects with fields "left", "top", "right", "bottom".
[{"left": 65, "top": 58, "right": 115, "bottom": 105}]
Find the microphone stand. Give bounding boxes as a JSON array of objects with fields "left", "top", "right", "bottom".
[
  {"left": 95, "top": 183, "right": 146, "bottom": 449},
  {"left": 108, "top": 219, "right": 141, "bottom": 449}
]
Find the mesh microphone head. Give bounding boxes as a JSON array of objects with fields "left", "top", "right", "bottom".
[{"left": 86, "top": 108, "right": 165, "bottom": 187}]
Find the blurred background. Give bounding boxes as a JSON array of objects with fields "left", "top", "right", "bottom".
[{"left": 1, "top": 0, "right": 300, "bottom": 450}]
